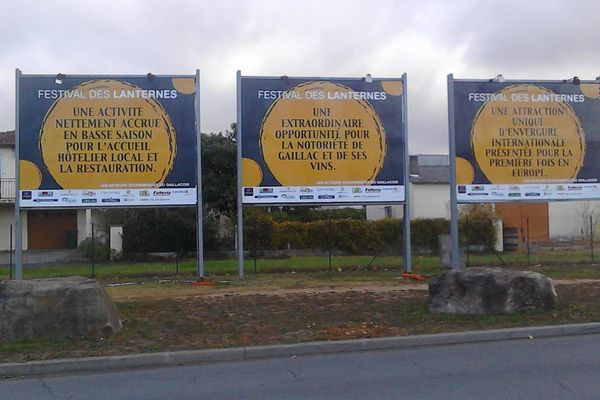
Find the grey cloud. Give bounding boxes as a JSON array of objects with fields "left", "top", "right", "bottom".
[{"left": 2, "top": 0, "right": 600, "bottom": 153}]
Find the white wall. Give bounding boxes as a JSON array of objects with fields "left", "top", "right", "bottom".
[
  {"left": 410, "top": 184, "right": 450, "bottom": 219},
  {"left": 0, "top": 207, "right": 28, "bottom": 251},
  {"left": 0, "top": 147, "right": 15, "bottom": 202},
  {"left": 0, "top": 147, "right": 17, "bottom": 250},
  {"left": 366, "top": 204, "right": 403, "bottom": 220},
  {"left": 77, "top": 209, "right": 89, "bottom": 244},
  {"left": 369, "top": 183, "right": 600, "bottom": 241},
  {"left": 0, "top": 205, "right": 14, "bottom": 251},
  {"left": 0, "top": 145, "right": 110, "bottom": 249},
  {"left": 76, "top": 209, "right": 108, "bottom": 244},
  {"left": 548, "top": 200, "right": 600, "bottom": 240},
  {"left": 0, "top": 207, "right": 102, "bottom": 251},
  {"left": 366, "top": 183, "right": 450, "bottom": 221},
  {"left": 0, "top": 147, "right": 15, "bottom": 179},
  {"left": 0, "top": 207, "right": 101, "bottom": 250}
]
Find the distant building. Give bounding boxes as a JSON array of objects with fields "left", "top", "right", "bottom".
[
  {"left": 367, "top": 155, "right": 450, "bottom": 221},
  {"left": 366, "top": 154, "right": 600, "bottom": 242},
  {"left": 0, "top": 130, "right": 105, "bottom": 251}
]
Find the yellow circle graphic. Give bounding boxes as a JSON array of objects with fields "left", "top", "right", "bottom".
[
  {"left": 381, "top": 81, "right": 403, "bottom": 96},
  {"left": 472, "top": 84, "right": 585, "bottom": 184},
  {"left": 259, "top": 81, "right": 386, "bottom": 186},
  {"left": 172, "top": 78, "right": 196, "bottom": 95},
  {"left": 39, "top": 80, "right": 176, "bottom": 189},
  {"left": 455, "top": 157, "right": 475, "bottom": 184},
  {"left": 580, "top": 83, "right": 600, "bottom": 99},
  {"left": 242, "top": 158, "right": 263, "bottom": 186},
  {"left": 20, "top": 160, "right": 42, "bottom": 190}
]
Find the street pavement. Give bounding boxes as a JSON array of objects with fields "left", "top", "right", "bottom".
[{"left": 2, "top": 331, "right": 600, "bottom": 400}]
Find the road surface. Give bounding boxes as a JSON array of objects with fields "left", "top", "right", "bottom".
[{"left": 2, "top": 333, "right": 600, "bottom": 400}]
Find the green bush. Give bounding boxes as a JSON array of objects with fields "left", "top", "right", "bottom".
[
  {"left": 106, "top": 205, "right": 497, "bottom": 256},
  {"left": 459, "top": 204, "right": 497, "bottom": 250},
  {"left": 106, "top": 207, "right": 236, "bottom": 254},
  {"left": 264, "top": 218, "right": 405, "bottom": 254},
  {"left": 243, "top": 208, "right": 275, "bottom": 250},
  {"left": 269, "top": 207, "right": 366, "bottom": 222},
  {"left": 411, "top": 218, "right": 450, "bottom": 250},
  {"left": 78, "top": 237, "right": 111, "bottom": 261},
  {"left": 244, "top": 214, "right": 496, "bottom": 255}
]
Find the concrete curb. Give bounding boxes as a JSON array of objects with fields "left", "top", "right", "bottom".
[{"left": 2, "top": 322, "right": 600, "bottom": 378}]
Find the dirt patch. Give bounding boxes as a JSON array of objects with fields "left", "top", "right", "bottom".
[{"left": 1, "top": 282, "right": 600, "bottom": 364}]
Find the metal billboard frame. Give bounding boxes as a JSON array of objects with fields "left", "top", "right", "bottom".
[
  {"left": 236, "top": 71, "right": 412, "bottom": 279},
  {"left": 447, "top": 74, "right": 600, "bottom": 268},
  {"left": 14, "top": 70, "right": 205, "bottom": 281}
]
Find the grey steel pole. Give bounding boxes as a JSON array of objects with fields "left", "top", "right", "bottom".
[
  {"left": 402, "top": 73, "right": 412, "bottom": 273},
  {"left": 91, "top": 222, "right": 96, "bottom": 278},
  {"left": 14, "top": 69, "right": 22, "bottom": 280},
  {"left": 447, "top": 74, "right": 461, "bottom": 269},
  {"left": 591, "top": 214, "right": 594, "bottom": 263},
  {"left": 9, "top": 224, "right": 13, "bottom": 280},
  {"left": 466, "top": 215, "right": 470, "bottom": 267},
  {"left": 526, "top": 217, "right": 530, "bottom": 267},
  {"left": 328, "top": 210, "right": 332, "bottom": 272},
  {"left": 236, "top": 70, "right": 245, "bottom": 280},
  {"left": 195, "top": 69, "right": 205, "bottom": 280}
]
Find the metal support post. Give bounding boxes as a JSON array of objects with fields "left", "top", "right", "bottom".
[
  {"left": 236, "top": 70, "right": 245, "bottom": 280},
  {"left": 195, "top": 69, "right": 205, "bottom": 280},
  {"left": 447, "top": 74, "right": 461, "bottom": 269},
  {"left": 402, "top": 73, "right": 412, "bottom": 273},
  {"left": 14, "top": 69, "right": 23, "bottom": 280}
]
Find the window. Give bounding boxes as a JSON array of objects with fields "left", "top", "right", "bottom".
[{"left": 384, "top": 206, "right": 392, "bottom": 218}]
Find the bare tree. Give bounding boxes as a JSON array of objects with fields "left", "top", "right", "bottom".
[{"left": 576, "top": 201, "right": 600, "bottom": 240}]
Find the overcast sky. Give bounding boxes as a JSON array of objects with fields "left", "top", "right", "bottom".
[{"left": 1, "top": 0, "right": 600, "bottom": 154}]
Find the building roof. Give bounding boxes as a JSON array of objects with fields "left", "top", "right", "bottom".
[
  {"left": 410, "top": 165, "right": 450, "bottom": 184},
  {"left": 0, "top": 130, "right": 15, "bottom": 146},
  {"left": 409, "top": 154, "right": 450, "bottom": 184}
]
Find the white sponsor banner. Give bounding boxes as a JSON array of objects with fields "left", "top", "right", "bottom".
[
  {"left": 457, "top": 183, "right": 600, "bottom": 202},
  {"left": 19, "top": 188, "right": 196, "bottom": 208},
  {"left": 242, "top": 185, "right": 405, "bottom": 204}
]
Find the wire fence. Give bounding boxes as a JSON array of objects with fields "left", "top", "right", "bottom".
[{"left": 3, "top": 215, "right": 600, "bottom": 281}]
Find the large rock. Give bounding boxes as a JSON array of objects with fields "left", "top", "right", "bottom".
[
  {"left": 0, "top": 277, "right": 122, "bottom": 342},
  {"left": 429, "top": 267, "right": 557, "bottom": 314}
]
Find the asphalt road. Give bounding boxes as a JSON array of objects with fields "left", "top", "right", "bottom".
[{"left": 2, "top": 333, "right": 600, "bottom": 400}]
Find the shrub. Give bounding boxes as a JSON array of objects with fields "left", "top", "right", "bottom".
[
  {"left": 269, "top": 207, "right": 366, "bottom": 222},
  {"left": 78, "top": 237, "right": 111, "bottom": 261},
  {"left": 411, "top": 218, "right": 450, "bottom": 250},
  {"left": 243, "top": 208, "right": 275, "bottom": 250},
  {"left": 459, "top": 204, "right": 497, "bottom": 250}
]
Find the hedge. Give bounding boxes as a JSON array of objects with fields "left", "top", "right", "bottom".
[
  {"left": 108, "top": 207, "right": 496, "bottom": 255},
  {"left": 244, "top": 216, "right": 453, "bottom": 254}
]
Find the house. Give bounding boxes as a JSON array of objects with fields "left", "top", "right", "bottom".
[
  {"left": 366, "top": 154, "right": 600, "bottom": 243},
  {"left": 367, "top": 155, "right": 451, "bottom": 221},
  {"left": 0, "top": 130, "right": 105, "bottom": 251}
]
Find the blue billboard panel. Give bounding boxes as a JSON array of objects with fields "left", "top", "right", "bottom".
[
  {"left": 240, "top": 76, "right": 406, "bottom": 204},
  {"left": 18, "top": 74, "right": 197, "bottom": 207},
  {"left": 452, "top": 79, "right": 600, "bottom": 202}
]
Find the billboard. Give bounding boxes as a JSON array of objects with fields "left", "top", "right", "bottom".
[
  {"left": 239, "top": 76, "right": 406, "bottom": 204},
  {"left": 451, "top": 79, "right": 600, "bottom": 202},
  {"left": 17, "top": 74, "right": 197, "bottom": 208}
]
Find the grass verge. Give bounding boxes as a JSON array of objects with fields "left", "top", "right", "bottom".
[
  {"left": 4, "top": 250, "right": 600, "bottom": 281},
  {"left": 1, "top": 277, "right": 599, "bottom": 364}
]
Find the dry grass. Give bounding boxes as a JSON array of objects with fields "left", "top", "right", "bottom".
[{"left": 2, "top": 278, "right": 600, "bottom": 364}]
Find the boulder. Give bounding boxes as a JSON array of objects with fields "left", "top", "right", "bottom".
[
  {"left": 429, "top": 267, "right": 557, "bottom": 314},
  {"left": 0, "top": 277, "right": 122, "bottom": 342}
]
